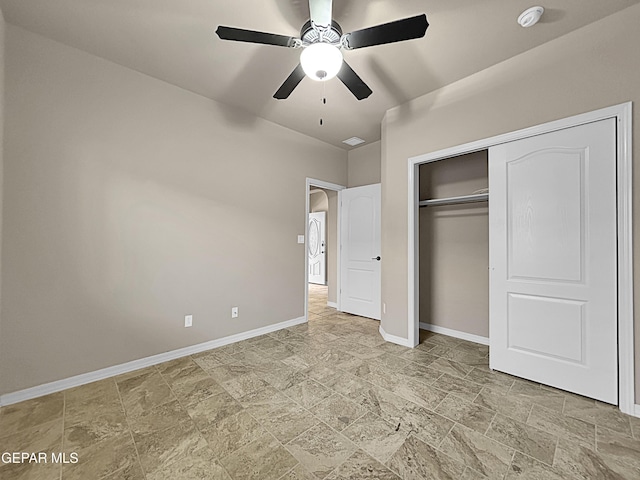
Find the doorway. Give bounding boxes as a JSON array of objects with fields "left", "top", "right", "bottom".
[
  {"left": 308, "top": 210, "right": 326, "bottom": 285},
  {"left": 407, "top": 103, "right": 635, "bottom": 414},
  {"left": 304, "top": 179, "right": 345, "bottom": 321}
]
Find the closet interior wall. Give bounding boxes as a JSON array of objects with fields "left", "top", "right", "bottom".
[{"left": 419, "top": 150, "right": 490, "bottom": 338}]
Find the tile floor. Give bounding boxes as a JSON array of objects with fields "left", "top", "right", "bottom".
[{"left": 1, "top": 283, "right": 639, "bottom": 479}]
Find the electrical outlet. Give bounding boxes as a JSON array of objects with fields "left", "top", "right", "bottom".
[
  {"left": 185, "top": 314, "right": 193, "bottom": 327},
  {"left": 383, "top": 303, "right": 386, "bottom": 314},
  {"left": 231, "top": 307, "right": 239, "bottom": 318}
]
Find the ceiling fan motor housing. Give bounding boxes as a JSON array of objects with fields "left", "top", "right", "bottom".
[{"left": 300, "top": 20, "right": 343, "bottom": 45}]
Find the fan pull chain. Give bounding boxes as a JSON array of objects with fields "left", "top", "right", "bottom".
[{"left": 320, "top": 82, "right": 327, "bottom": 126}]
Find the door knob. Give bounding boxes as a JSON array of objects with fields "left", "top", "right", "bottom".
[{"left": 372, "top": 256, "right": 381, "bottom": 261}]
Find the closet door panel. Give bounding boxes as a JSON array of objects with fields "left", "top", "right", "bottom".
[
  {"left": 506, "top": 148, "right": 584, "bottom": 282},
  {"left": 489, "top": 118, "right": 617, "bottom": 404}
]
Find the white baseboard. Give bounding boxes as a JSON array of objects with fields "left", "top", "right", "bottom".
[
  {"left": 379, "top": 325, "right": 413, "bottom": 348},
  {"left": 327, "top": 301, "right": 338, "bottom": 309},
  {"left": 0, "top": 316, "right": 307, "bottom": 407},
  {"left": 634, "top": 404, "right": 640, "bottom": 418},
  {"left": 419, "top": 322, "right": 489, "bottom": 346}
]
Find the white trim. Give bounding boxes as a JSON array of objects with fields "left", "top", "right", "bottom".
[
  {"left": 419, "top": 322, "right": 489, "bottom": 346},
  {"left": 616, "top": 103, "right": 635, "bottom": 415},
  {"left": 306, "top": 179, "right": 346, "bottom": 192},
  {"left": 305, "top": 178, "right": 346, "bottom": 321},
  {"left": 0, "top": 316, "right": 306, "bottom": 407},
  {"left": 379, "top": 325, "right": 412, "bottom": 348},
  {"left": 634, "top": 404, "right": 640, "bottom": 419},
  {"left": 407, "top": 161, "right": 419, "bottom": 348},
  {"left": 407, "top": 102, "right": 634, "bottom": 414},
  {"left": 327, "top": 301, "right": 338, "bottom": 309}
]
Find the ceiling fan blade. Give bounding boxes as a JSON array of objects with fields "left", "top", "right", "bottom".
[
  {"left": 273, "top": 64, "right": 306, "bottom": 99},
  {"left": 309, "top": 0, "right": 333, "bottom": 29},
  {"left": 337, "top": 61, "right": 372, "bottom": 100},
  {"left": 216, "top": 26, "right": 298, "bottom": 47},
  {"left": 343, "top": 14, "right": 428, "bottom": 50}
]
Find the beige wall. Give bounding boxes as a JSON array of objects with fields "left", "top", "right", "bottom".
[
  {"left": 0, "top": 8, "right": 4, "bottom": 373},
  {"left": 419, "top": 152, "right": 488, "bottom": 337},
  {"left": 309, "top": 188, "right": 338, "bottom": 304},
  {"left": 347, "top": 140, "right": 381, "bottom": 187},
  {"left": 0, "top": 26, "right": 347, "bottom": 395},
  {"left": 381, "top": 4, "right": 640, "bottom": 401}
]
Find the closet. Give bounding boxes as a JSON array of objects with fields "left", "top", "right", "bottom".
[
  {"left": 418, "top": 150, "right": 489, "bottom": 341},
  {"left": 409, "top": 105, "right": 631, "bottom": 408}
]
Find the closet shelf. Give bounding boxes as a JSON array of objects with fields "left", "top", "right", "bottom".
[{"left": 419, "top": 193, "right": 488, "bottom": 208}]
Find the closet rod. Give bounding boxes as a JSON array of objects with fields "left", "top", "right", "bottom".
[{"left": 418, "top": 193, "right": 489, "bottom": 208}]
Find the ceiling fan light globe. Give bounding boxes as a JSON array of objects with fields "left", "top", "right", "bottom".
[{"left": 300, "top": 43, "right": 343, "bottom": 81}]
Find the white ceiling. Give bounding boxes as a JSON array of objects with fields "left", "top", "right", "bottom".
[{"left": 1, "top": 0, "right": 637, "bottom": 149}]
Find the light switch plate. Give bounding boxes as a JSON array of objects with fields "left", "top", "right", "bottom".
[
  {"left": 185, "top": 315, "right": 193, "bottom": 327},
  {"left": 297, "top": 235, "right": 305, "bottom": 244}
]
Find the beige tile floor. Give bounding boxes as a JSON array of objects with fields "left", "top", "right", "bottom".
[{"left": 1, "top": 283, "right": 640, "bottom": 479}]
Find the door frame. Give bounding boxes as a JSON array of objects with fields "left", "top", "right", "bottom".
[
  {"left": 407, "top": 102, "right": 634, "bottom": 414},
  {"left": 305, "top": 178, "right": 346, "bottom": 321}
]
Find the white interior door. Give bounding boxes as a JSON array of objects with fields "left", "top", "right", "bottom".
[
  {"left": 340, "top": 184, "right": 381, "bottom": 320},
  {"left": 308, "top": 211, "right": 326, "bottom": 285},
  {"left": 489, "top": 119, "right": 617, "bottom": 404}
]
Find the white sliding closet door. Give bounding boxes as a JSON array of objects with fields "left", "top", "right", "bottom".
[{"left": 489, "top": 119, "right": 617, "bottom": 404}]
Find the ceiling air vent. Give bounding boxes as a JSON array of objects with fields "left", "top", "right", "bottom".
[{"left": 342, "top": 136, "right": 365, "bottom": 147}]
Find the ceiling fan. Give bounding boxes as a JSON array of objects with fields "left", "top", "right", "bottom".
[{"left": 215, "top": 0, "right": 429, "bottom": 100}]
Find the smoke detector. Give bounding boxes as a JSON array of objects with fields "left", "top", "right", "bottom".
[{"left": 518, "top": 6, "right": 544, "bottom": 27}]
